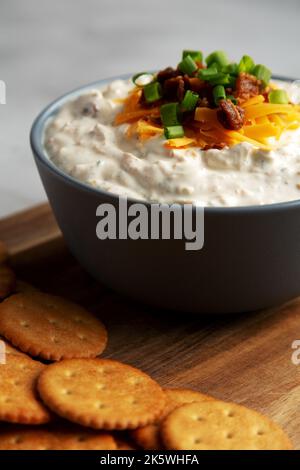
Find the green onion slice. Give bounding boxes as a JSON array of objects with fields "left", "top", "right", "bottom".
[
  {"left": 133, "top": 72, "right": 155, "bottom": 87},
  {"left": 213, "top": 85, "right": 226, "bottom": 106},
  {"left": 238, "top": 55, "right": 255, "bottom": 74},
  {"left": 206, "top": 50, "right": 229, "bottom": 68},
  {"left": 178, "top": 55, "right": 198, "bottom": 75},
  {"left": 160, "top": 103, "right": 180, "bottom": 127},
  {"left": 252, "top": 64, "right": 271, "bottom": 86},
  {"left": 182, "top": 50, "right": 203, "bottom": 63},
  {"left": 180, "top": 90, "right": 199, "bottom": 112},
  {"left": 227, "top": 75, "right": 237, "bottom": 88},
  {"left": 224, "top": 63, "right": 239, "bottom": 75},
  {"left": 209, "top": 73, "right": 231, "bottom": 86},
  {"left": 198, "top": 64, "right": 219, "bottom": 80},
  {"left": 268, "top": 89, "right": 289, "bottom": 104},
  {"left": 164, "top": 125, "right": 185, "bottom": 139},
  {"left": 143, "top": 82, "right": 162, "bottom": 103}
]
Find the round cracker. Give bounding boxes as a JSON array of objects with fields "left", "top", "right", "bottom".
[
  {"left": 0, "top": 354, "right": 52, "bottom": 424},
  {"left": 0, "top": 425, "right": 116, "bottom": 450},
  {"left": 131, "top": 388, "right": 214, "bottom": 450},
  {"left": 161, "top": 401, "right": 293, "bottom": 450},
  {"left": 38, "top": 358, "right": 166, "bottom": 430},
  {"left": 0, "top": 264, "right": 16, "bottom": 300},
  {"left": 0, "top": 335, "right": 27, "bottom": 357},
  {"left": 0, "top": 241, "right": 8, "bottom": 264},
  {"left": 0, "top": 292, "right": 107, "bottom": 361}
]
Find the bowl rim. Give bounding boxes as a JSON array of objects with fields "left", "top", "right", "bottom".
[{"left": 30, "top": 73, "right": 300, "bottom": 213}]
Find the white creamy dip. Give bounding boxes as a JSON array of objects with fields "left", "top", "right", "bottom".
[{"left": 44, "top": 79, "right": 300, "bottom": 206}]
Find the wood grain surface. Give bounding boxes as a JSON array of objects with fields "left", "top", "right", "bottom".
[{"left": 0, "top": 203, "right": 299, "bottom": 449}]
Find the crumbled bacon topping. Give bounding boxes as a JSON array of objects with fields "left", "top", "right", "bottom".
[
  {"left": 157, "top": 67, "right": 180, "bottom": 83},
  {"left": 185, "top": 77, "right": 206, "bottom": 94},
  {"left": 203, "top": 142, "right": 226, "bottom": 150},
  {"left": 235, "top": 73, "right": 261, "bottom": 102},
  {"left": 217, "top": 99, "right": 245, "bottom": 130},
  {"left": 163, "top": 76, "right": 184, "bottom": 101}
]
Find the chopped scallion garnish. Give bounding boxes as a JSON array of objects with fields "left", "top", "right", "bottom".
[
  {"left": 252, "top": 64, "right": 271, "bottom": 86},
  {"left": 238, "top": 55, "right": 255, "bottom": 74},
  {"left": 199, "top": 67, "right": 232, "bottom": 86},
  {"left": 182, "top": 50, "right": 203, "bottom": 63},
  {"left": 206, "top": 50, "right": 229, "bottom": 68},
  {"left": 160, "top": 103, "right": 180, "bottom": 127},
  {"left": 209, "top": 73, "right": 231, "bottom": 86},
  {"left": 143, "top": 82, "right": 162, "bottom": 103},
  {"left": 164, "top": 125, "right": 185, "bottom": 139},
  {"left": 268, "top": 89, "right": 289, "bottom": 104},
  {"left": 198, "top": 64, "right": 219, "bottom": 80},
  {"left": 181, "top": 90, "right": 199, "bottom": 112},
  {"left": 224, "top": 63, "right": 239, "bottom": 75},
  {"left": 228, "top": 75, "right": 237, "bottom": 88},
  {"left": 178, "top": 55, "right": 198, "bottom": 75},
  {"left": 213, "top": 85, "right": 226, "bottom": 105},
  {"left": 133, "top": 72, "right": 155, "bottom": 87}
]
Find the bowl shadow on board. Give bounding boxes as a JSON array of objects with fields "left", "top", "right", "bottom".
[
  {"left": 30, "top": 74, "right": 300, "bottom": 314},
  {"left": 91, "top": 288, "right": 298, "bottom": 378}
]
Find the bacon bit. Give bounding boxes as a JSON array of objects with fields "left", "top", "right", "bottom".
[
  {"left": 203, "top": 142, "right": 226, "bottom": 150},
  {"left": 160, "top": 73, "right": 214, "bottom": 105},
  {"left": 235, "top": 73, "right": 261, "bottom": 102},
  {"left": 217, "top": 99, "right": 245, "bottom": 130},
  {"left": 163, "top": 75, "right": 210, "bottom": 102},
  {"left": 177, "top": 78, "right": 185, "bottom": 101},
  {"left": 197, "top": 97, "right": 210, "bottom": 107},
  {"left": 163, "top": 76, "right": 185, "bottom": 101},
  {"left": 157, "top": 67, "right": 181, "bottom": 83},
  {"left": 186, "top": 77, "right": 207, "bottom": 94}
]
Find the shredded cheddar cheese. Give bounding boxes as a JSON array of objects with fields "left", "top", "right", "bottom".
[{"left": 115, "top": 89, "right": 300, "bottom": 150}]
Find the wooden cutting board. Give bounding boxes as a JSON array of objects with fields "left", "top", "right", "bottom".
[{"left": 0, "top": 203, "right": 299, "bottom": 449}]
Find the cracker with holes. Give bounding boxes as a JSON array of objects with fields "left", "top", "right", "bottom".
[
  {"left": 38, "top": 358, "right": 166, "bottom": 430},
  {"left": 0, "top": 335, "right": 27, "bottom": 357},
  {"left": 0, "top": 354, "right": 51, "bottom": 424},
  {"left": 0, "top": 264, "right": 16, "bottom": 300},
  {"left": 161, "top": 401, "right": 293, "bottom": 450},
  {"left": 131, "top": 388, "right": 214, "bottom": 450},
  {"left": 0, "top": 292, "right": 107, "bottom": 361},
  {"left": 0, "top": 241, "right": 8, "bottom": 264},
  {"left": 0, "top": 425, "right": 117, "bottom": 450}
]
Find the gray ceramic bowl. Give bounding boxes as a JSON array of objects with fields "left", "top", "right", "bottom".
[{"left": 30, "top": 75, "right": 300, "bottom": 314}]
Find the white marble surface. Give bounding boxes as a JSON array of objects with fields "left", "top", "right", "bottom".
[{"left": 1, "top": 0, "right": 300, "bottom": 217}]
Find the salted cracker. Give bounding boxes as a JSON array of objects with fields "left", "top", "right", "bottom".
[{"left": 38, "top": 358, "right": 166, "bottom": 430}]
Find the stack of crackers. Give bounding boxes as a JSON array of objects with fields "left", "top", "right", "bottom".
[{"left": 0, "top": 241, "right": 293, "bottom": 450}]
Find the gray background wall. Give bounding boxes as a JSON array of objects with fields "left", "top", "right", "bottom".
[{"left": 1, "top": 0, "right": 299, "bottom": 216}]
